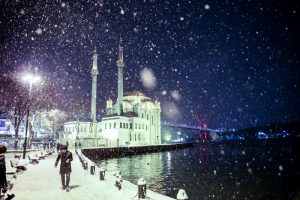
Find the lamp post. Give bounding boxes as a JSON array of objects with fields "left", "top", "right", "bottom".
[{"left": 22, "top": 73, "right": 41, "bottom": 159}]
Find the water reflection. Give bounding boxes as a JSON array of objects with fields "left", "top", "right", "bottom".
[{"left": 94, "top": 140, "right": 300, "bottom": 200}]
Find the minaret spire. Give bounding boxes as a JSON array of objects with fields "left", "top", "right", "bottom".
[
  {"left": 91, "top": 47, "right": 98, "bottom": 122},
  {"left": 116, "top": 39, "right": 125, "bottom": 116},
  {"left": 92, "top": 47, "right": 98, "bottom": 70}
]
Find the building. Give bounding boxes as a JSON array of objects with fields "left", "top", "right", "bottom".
[{"left": 63, "top": 42, "right": 161, "bottom": 148}]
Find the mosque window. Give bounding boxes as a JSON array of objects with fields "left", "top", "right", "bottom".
[
  {"left": 145, "top": 125, "right": 147, "bottom": 130},
  {"left": 114, "top": 122, "right": 116, "bottom": 128},
  {"left": 142, "top": 113, "right": 144, "bottom": 118},
  {"left": 130, "top": 123, "right": 133, "bottom": 129},
  {"left": 142, "top": 124, "right": 144, "bottom": 129},
  {"left": 120, "top": 122, "right": 122, "bottom": 128},
  {"left": 105, "top": 123, "right": 107, "bottom": 129},
  {"left": 147, "top": 115, "right": 149, "bottom": 120},
  {"left": 135, "top": 123, "right": 137, "bottom": 129},
  {"left": 84, "top": 127, "right": 86, "bottom": 132},
  {"left": 139, "top": 124, "right": 141, "bottom": 129},
  {"left": 109, "top": 123, "right": 111, "bottom": 129},
  {"left": 126, "top": 123, "right": 128, "bottom": 129}
]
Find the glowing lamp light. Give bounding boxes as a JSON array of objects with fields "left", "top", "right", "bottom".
[{"left": 22, "top": 73, "right": 41, "bottom": 84}]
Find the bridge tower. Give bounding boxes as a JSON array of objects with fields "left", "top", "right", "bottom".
[
  {"left": 198, "top": 118, "right": 202, "bottom": 140},
  {"left": 198, "top": 114, "right": 208, "bottom": 141},
  {"left": 203, "top": 123, "right": 207, "bottom": 140}
]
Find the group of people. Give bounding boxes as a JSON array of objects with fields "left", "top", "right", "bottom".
[{"left": 74, "top": 142, "right": 82, "bottom": 149}]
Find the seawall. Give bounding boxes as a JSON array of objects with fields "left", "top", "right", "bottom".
[{"left": 82, "top": 142, "right": 195, "bottom": 160}]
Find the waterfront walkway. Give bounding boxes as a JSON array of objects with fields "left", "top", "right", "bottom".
[{"left": 8, "top": 150, "right": 175, "bottom": 200}]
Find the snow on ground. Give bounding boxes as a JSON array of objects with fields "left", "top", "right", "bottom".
[{"left": 7, "top": 150, "right": 175, "bottom": 200}]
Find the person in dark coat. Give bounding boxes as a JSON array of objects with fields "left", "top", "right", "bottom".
[
  {"left": 0, "top": 144, "right": 7, "bottom": 193},
  {"left": 54, "top": 145, "right": 73, "bottom": 191},
  {"left": 56, "top": 143, "right": 61, "bottom": 153},
  {"left": 0, "top": 153, "right": 7, "bottom": 192}
]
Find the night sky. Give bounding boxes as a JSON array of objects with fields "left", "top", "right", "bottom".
[{"left": 0, "top": 0, "right": 299, "bottom": 129}]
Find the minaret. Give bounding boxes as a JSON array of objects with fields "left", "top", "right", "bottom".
[
  {"left": 116, "top": 39, "right": 125, "bottom": 116},
  {"left": 91, "top": 48, "right": 98, "bottom": 122}
]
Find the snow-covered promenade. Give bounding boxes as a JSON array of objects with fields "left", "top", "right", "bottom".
[{"left": 7, "top": 150, "right": 175, "bottom": 200}]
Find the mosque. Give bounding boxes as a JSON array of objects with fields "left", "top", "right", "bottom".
[{"left": 63, "top": 42, "right": 162, "bottom": 148}]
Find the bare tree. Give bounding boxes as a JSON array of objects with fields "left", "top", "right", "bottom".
[
  {"left": 1, "top": 68, "right": 29, "bottom": 149},
  {"left": 0, "top": 66, "right": 56, "bottom": 149},
  {"left": 39, "top": 109, "right": 67, "bottom": 137}
]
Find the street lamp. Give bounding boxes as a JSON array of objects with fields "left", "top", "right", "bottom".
[{"left": 22, "top": 72, "right": 41, "bottom": 159}]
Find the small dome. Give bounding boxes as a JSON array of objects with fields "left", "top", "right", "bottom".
[{"left": 124, "top": 91, "right": 145, "bottom": 97}]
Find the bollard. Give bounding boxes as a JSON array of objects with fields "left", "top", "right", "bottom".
[
  {"left": 84, "top": 162, "right": 88, "bottom": 170},
  {"left": 138, "top": 178, "right": 147, "bottom": 199},
  {"left": 99, "top": 167, "right": 105, "bottom": 180},
  {"left": 90, "top": 165, "right": 95, "bottom": 175},
  {"left": 114, "top": 173, "right": 122, "bottom": 190},
  {"left": 177, "top": 189, "right": 188, "bottom": 200}
]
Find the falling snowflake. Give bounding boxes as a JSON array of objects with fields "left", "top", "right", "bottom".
[
  {"left": 171, "top": 90, "right": 181, "bottom": 101},
  {"left": 204, "top": 4, "right": 210, "bottom": 10},
  {"left": 161, "top": 90, "right": 167, "bottom": 95},
  {"left": 162, "top": 102, "right": 181, "bottom": 119},
  {"left": 120, "top": 7, "right": 125, "bottom": 15},
  {"left": 140, "top": 68, "right": 156, "bottom": 89},
  {"left": 36, "top": 28, "right": 43, "bottom": 35}
]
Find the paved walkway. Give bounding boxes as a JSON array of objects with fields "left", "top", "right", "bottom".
[{"left": 9, "top": 150, "right": 175, "bottom": 200}]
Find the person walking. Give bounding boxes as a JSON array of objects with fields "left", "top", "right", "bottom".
[
  {"left": 54, "top": 145, "right": 73, "bottom": 192},
  {"left": 56, "top": 143, "right": 60, "bottom": 153},
  {"left": 0, "top": 145, "right": 7, "bottom": 193},
  {"left": 0, "top": 144, "right": 14, "bottom": 199}
]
